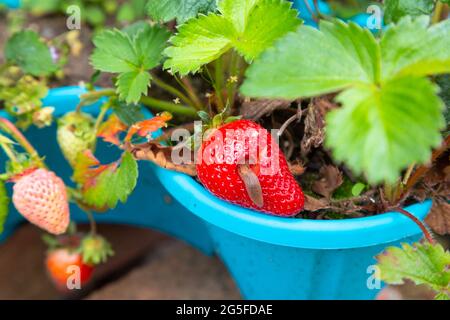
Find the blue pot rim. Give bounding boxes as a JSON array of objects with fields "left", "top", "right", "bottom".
[{"left": 154, "top": 167, "right": 432, "bottom": 250}]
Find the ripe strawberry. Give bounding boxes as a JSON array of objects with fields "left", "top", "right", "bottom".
[
  {"left": 46, "top": 248, "right": 94, "bottom": 290},
  {"left": 12, "top": 168, "right": 70, "bottom": 234},
  {"left": 57, "top": 111, "right": 95, "bottom": 167},
  {"left": 196, "top": 119, "right": 304, "bottom": 216}
]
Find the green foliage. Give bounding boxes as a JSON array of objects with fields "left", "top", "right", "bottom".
[
  {"left": 0, "top": 181, "right": 9, "bottom": 235},
  {"left": 328, "top": 0, "right": 377, "bottom": 19},
  {"left": 0, "top": 74, "right": 49, "bottom": 129},
  {"left": 146, "top": 0, "right": 217, "bottom": 23},
  {"left": 164, "top": 0, "right": 301, "bottom": 75},
  {"left": 74, "top": 152, "right": 138, "bottom": 209},
  {"left": 436, "top": 74, "right": 450, "bottom": 131},
  {"left": 384, "top": 0, "right": 435, "bottom": 23},
  {"left": 112, "top": 101, "right": 145, "bottom": 126},
  {"left": 376, "top": 242, "right": 450, "bottom": 299},
  {"left": 242, "top": 17, "right": 450, "bottom": 184},
  {"left": 91, "top": 23, "right": 171, "bottom": 104},
  {"left": 5, "top": 30, "right": 57, "bottom": 76},
  {"left": 80, "top": 234, "right": 114, "bottom": 265},
  {"left": 22, "top": 0, "right": 139, "bottom": 27}
]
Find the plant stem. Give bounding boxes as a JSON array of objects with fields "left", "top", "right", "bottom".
[
  {"left": 76, "top": 88, "right": 116, "bottom": 112},
  {"left": 303, "top": 0, "right": 319, "bottom": 22},
  {"left": 432, "top": 1, "right": 445, "bottom": 24},
  {"left": 402, "top": 163, "right": 416, "bottom": 185},
  {"left": 0, "top": 117, "right": 43, "bottom": 167},
  {"left": 91, "top": 101, "right": 110, "bottom": 153},
  {"left": 215, "top": 57, "right": 224, "bottom": 106},
  {"left": 0, "top": 142, "right": 18, "bottom": 162},
  {"left": 152, "top": 74, "right": 195, "bottom": 107},
  {"left": 84, "top": 210, "right": 97, "bottom": 235},
  {"left": 391, "top": 207, "right": 435, "bottom": 244},
  {"left": 181, "top": 77, "right": 203, "bottom": 109},
  {"left": 94, "top": 102, "right": 110, "bottom": 135},
  {"left": 226, "top": 51, "right": 241, "bottom": 110},
  {"left": 140, "top": 96, "right": 198, "bottom": 118},
  {"left": 205, "top": 65, "right": 225, "bottom": 111}
]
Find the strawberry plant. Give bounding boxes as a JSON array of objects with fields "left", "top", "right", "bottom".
[{"left": 0, "top": 0, "right": 449, "bottom": 298}]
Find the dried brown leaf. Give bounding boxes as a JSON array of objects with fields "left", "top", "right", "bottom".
[
  {"left": 312, "top": 165, "right": 343, "bottom": 199},
  {"left": 425, "top": 200, "right": 450, "bottom": 236},
  {"left": 240, "top": 99, "right": 291, "bottom": 120},
  {"left": 301, "top": 97, "right": 336, "bottom": 156},
  {"left": 304, "top": 194, "right": 330, "bottom": 211},
  {"left": 129, "top": 141, "right": 197, "bottom": 176}
]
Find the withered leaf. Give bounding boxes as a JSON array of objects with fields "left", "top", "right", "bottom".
[
  {"left": 301, "top": 97, "right": 336, "bottom": 156},
  {"left": 312, "top": 165, "right": 344, "bottom": 199},
  {"left": 425, "top": 200, "right": 450, "bottom": 236},
  {"left": 304, "top": 194, "right": 331, "bottom": 212},
  {"left": 240, "top": 99, "right": 292, "bottom": 120},
  {"left": 129, "top": 141, "right": 197, "bottom": 176}
]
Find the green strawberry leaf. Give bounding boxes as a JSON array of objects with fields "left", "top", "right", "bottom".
[
  {"left": 0, "top": 181, "right": 9, "bottom": 235},
  {"left": 146, "top": 0, "right": 217, "bottom": 23},
  {"left": 381, "top": 16, "right": 450, "bottom": 79},
  {"left": 91, "top": 24, "right": 170, "bottom": 104},
  {"left": 164, "top": 0, "right": 301, "bottom": 75},
  {"left": 384, "top": 0, "right": 435, "bottom": 24},
  {"left": 326, "top": 77, "right": 444, "bottom": 184},
  {"left": 164, "top": 14, "right": 236, "bottom": 75},
  {"left": 376, "top": 242, "right": 450, "bottom": 299},
  {"left": 133, "top": 23, "right": 172, "bottom": 70},
  {"left": 74, "top": 151, "right": 138, "bottom": 209},
  {"left": 241, "top": 19, "right": 379, "bottom": 98},
  {"left": 242, "top": 17, "right": 450, "bottom": 184},
  {"left": 116, "top": 70, "right": 151, "bottom": 104},
  {"left": 233, "top": 0, "right": 302, "bottom": 61},
  {"left": 91, "top": 29, "right": 139, "bottom": 73},
  {"left": 436, "top": 74, "right": 450, "bottom": 131},
  {"left": 5, "top": 30, "right": 57, "bottom": 76},
  {"left": 112, "top": 101, "right": 145, "bottom": 126}
]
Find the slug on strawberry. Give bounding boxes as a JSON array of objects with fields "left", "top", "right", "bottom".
[
  {"left": 196, "top": 119, "right": 304, "bottom": 216},
  {"left": 12, "top": 168, "right": 70, "bottom": 235},
  {"left": 57, "top": 111, "right": 95, "bottom": 167}
]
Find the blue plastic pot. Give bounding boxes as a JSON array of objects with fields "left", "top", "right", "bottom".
[
  {"left": 0, "top": 0, "right": 20, "bottom": 9},
  {"left": 154, "top": 167, "right": 432, "bottom": 299},
  {"left": 0, "top": 86, "right": 214, "bottom": 254},
  {"left": 292, "top": 0, "right": 384, "bottom": 30}
]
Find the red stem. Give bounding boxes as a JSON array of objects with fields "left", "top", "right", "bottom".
[
  {"left": 391, "top": 207, "right": 435, "bottom": 244},
  {"left": 0, "top": 117, "right": 45, "bottom": 167}
]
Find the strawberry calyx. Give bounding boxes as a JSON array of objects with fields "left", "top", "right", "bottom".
[
  {"left": 8, "top": 166, "right": 39, "bottom": 183},
  {"left": 80, "top": 234, "right": 114, "bottom": 266},
  {"left": 43, "top": 230, "right": 113, "bottom": 267}
]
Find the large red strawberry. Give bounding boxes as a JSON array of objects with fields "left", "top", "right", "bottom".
[
  {"left": 46, "top": 248, "right": 94, "bottom": 291},
  {"left": 196, "top": 119, "right": 304, "bottom": 216},
  {"left": 12, "top": 168, "right": 70, "bottom": 234}
]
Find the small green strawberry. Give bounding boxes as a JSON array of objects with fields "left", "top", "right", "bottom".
[{"left": 57, "top": 111, "right": 95, "bottom": 167}]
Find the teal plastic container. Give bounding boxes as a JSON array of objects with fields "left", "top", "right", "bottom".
[
  {"left": 154, "top": 167, "right": 431, "bottom": 299},
  {"left": 0, "top": 0, "right": 20, "bottom": 8},
  {"left": 0, "top": 86, "right": 214, "bottom": 255}
]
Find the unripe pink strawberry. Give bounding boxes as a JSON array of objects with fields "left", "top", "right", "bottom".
[{"left": 12, "top": 168, "right": 70, "bottom": 235}]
